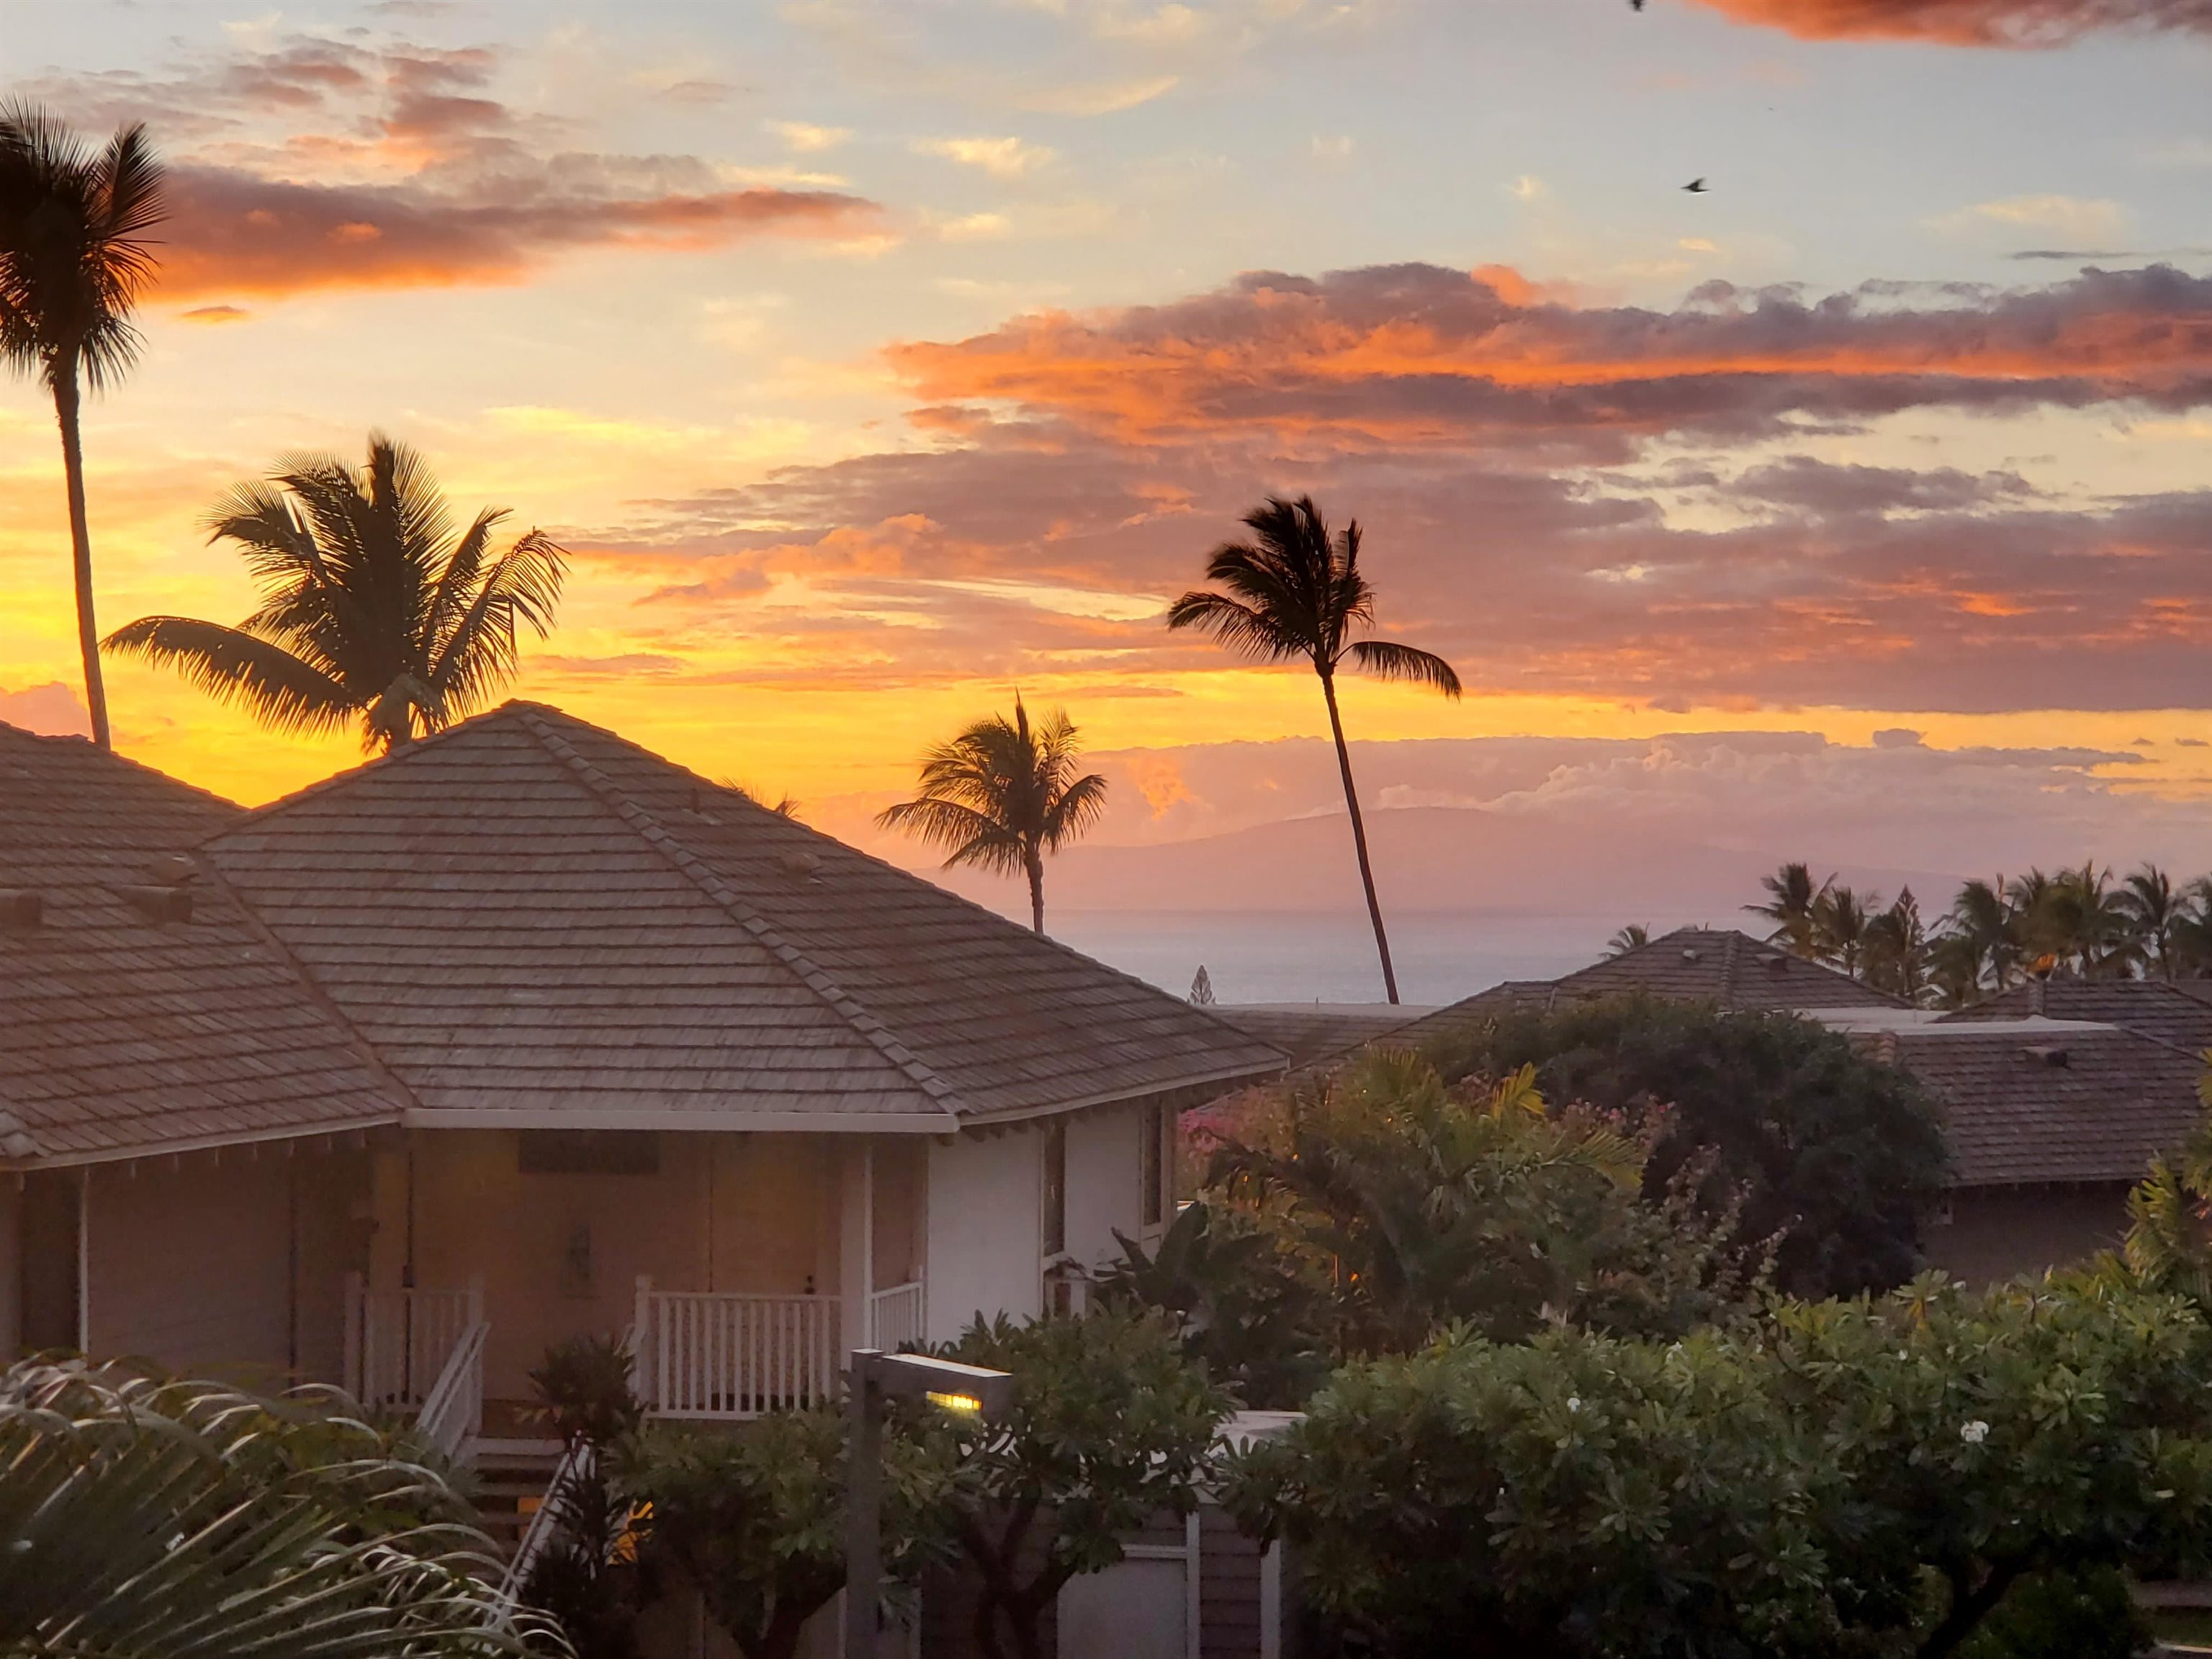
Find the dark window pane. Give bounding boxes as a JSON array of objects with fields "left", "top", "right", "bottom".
[{"left": 518, "top": 1130, "right": 661, "bottom": 1176}]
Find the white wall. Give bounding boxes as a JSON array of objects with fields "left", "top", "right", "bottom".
[
  {"left": 1066, "top": 1105, "right": 1143, "bottom": 1275},
  {"left": 925, "top": 1129, "right": 1041, "bottom": 1343}
]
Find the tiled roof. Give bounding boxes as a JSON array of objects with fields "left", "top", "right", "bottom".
[
  {"left": 1384, "top": 928, "right": 1900, "bottom": 1056},
  {"left": 202, "top": 703, "right": 1285, "bottom": 1130},
  {"left": 1937, "top": 979, "right": 2212, "bottom": 1056},
  {"left": 1380, "top": 981, "right": 1563, "bottom": 1053},
  {"left": 0, "top": 724, "right": 404, "bottom": 1166},
  {"left": 1874, "top": 1023, "right": 2206, "bottom": 1189},
  {"left": 1211, "top": 1004, "right": 1429, "bottom": 1069},
  {"left": 1548, "top": 927, "right": 1902, "bottom": 1010}
]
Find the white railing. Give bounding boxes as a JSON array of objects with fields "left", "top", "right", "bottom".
[
  {"left": 415, "top": 1318, "right": 488, "bottom": 1463},
  {"left": 343, "top": 1274, "right": 482, "bottom": 1411},
  {"left": 633, "top": 1277, "right": 841, "bottom": 1419},
  {"left": 867, "top": 1280, "right": 926, "bottom": 1352},
  {"left": 498, "top": 1440, "right": 590, "bottom": 1618}
]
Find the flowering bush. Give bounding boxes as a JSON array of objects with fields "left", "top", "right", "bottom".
[{"left": 1228, "top": 1278, "right": 2212, "bottom": 1658}]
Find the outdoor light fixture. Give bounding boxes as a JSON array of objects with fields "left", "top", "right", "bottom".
[{"left": 844, "top": 1348, "right": 1012, "bottom": 1659}]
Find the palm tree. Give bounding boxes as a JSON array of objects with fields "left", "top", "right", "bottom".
[
  {"left": 105, "top": 433, "right": 565, "bottom": 752},
  {"left": 1813, "top": 884, "right": 1879, "bottom": 980},
  {"left": 2119, "top": 864, "right": 2185, "bottom": 981},
  {"left": 1605, "top": 924, "right": 1650, "bottom": 958},
  {"left": 1166, "top": 496, "right": 1460, "bottom": 1004},
  {"left": 1863, "top": 888, "right": 1930, "bottom": 1003},
  {"left": 1745, "top": 862, "right": 1830, "bottom": 959},
  {"left": 1946, "top": 876, "right": 2020, "bottom": 996},
  {"left": 0, "top": 1359, "right": 552, "bottom": 1657},
  {"left": 0, "top": 104, "right": 166, "bottom": 752},
  {"left": 876, "top": 697, "right": 1107, "bottom": 935}
]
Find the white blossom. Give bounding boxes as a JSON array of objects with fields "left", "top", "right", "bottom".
[
  {"left": 1567, "top": 1397, "right": 1581, "bottom": 1413},
  {"left": 1961, "top": 1420, "right": 1990, "bottom": 1445}
]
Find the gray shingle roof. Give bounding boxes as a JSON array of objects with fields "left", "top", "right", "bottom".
[
  {"left": 0, "top": 724, "right": 404, "bottom": 1166},
  {"left": 202, "top": 703, "right": 1284, "bottom": 1129},
  {"left": 1873, "top": 1024, "right": 2205, "bottom": 1189},
  {"left": 1548, "top": 927, "right": 1902, "bottom": 1010},
  {"left": 1210, "top": 1004, "right": 1429, "bottom": 1069},
  {"left": 1373, "top": 981, "right": 1563, "bottom": 1053},
  {"left": 1937, "top": 979, "right": 2212, "bottom": 1055}
]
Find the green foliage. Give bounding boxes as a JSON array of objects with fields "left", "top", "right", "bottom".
[
  {"left": 528, "top": 1333, "right": 645, "bottom": 1450},
  {"left": 1427, "top": 995, "right": 1946, "bottom": 1298},
  {"left": 1230, "top": 1280, "right": 2212, "bottom": 1659},
  {"left": 625, "top": 1410, "right": 951, "bottom": 1659},
  {"left": 1205, "top": 1051, "right": 1768, "bottom": 1359},
  {"left": 1094, "top": 1199, "right": 1334, "bottom": 1408},
  {"left": 522, "top": 1337, "right": 647, "bottom": 1659},
  {"left": 937, "top": 1310, "right": 1231, "bottom": 1659},
  {"left": 1951, "top": 1566, "right": 2151, "bottom": 1659},
  {"left": 0, "top": 1357, "right": 557, "bottom": 1657}
]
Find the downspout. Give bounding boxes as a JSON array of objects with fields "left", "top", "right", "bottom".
[{"left": 76, "top": 1166, "right": 90, "bottom": 1354}]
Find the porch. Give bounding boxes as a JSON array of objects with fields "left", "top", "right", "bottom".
[{"left": 343, "top": 1127, "right": 939, "bottom": 1454}]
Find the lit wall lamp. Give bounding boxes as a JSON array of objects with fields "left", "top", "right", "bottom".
[{"left": 843, "top": 1349, "right": 1013, "bottom": 1659}]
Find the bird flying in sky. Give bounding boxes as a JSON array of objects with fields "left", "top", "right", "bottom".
[{"left": 1683, "top": 177, "right": 1708, "bottom": 192}]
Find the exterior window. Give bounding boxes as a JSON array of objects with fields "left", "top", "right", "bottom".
[
  {"left": 1141, "top": 1103, "right": 1166, "bottom": 1231},
  {"left": 1042, "top": 1120, "right": 1067, "bottom": 1257},
  {"left": 518, "top": 1130, "right": 660, "bottom": 1176}
]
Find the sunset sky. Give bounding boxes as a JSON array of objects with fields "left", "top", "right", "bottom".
[{"left": 4, "top": 0, "right": 2211, "bottom": 909}]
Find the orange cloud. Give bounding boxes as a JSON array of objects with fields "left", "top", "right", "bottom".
[
  {"left": 1689, "top": 0, "right": 2212, "bottom": 46},
  {"left": 157, "top": 166, "right": 880, "bottom": 299},
  {"left": 886, "top": 263, "right": 2212, "bottom": 454}
]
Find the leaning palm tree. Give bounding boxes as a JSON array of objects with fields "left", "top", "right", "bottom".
[
  {"left": 0, "top": 1358, "right": 559, "bottom": 1658},
  {"left": 876, "top": 698, "right": 1107, "bottom": 935},
  {"left": 1813, "top": 884, "right": 1878, "bottom": 980},
  {"left": 0, "top": 103, "right": 166, "bottom": 752},
  {"left": 105, "top": 433, "right": 565, "bottom": 752},
  {"left": 1166, "top": 496, "right": 1460, "bottom": 1004}
]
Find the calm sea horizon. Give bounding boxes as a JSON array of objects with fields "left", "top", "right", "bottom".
[{"left": 1045, "top": 909, "right": 1645, "bottom": 1008}]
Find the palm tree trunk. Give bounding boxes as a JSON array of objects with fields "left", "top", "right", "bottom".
[
  {"left": 51, "top": 357, "right": 112, "bottom": 750},
  {"left": 1319, "top": 670, "right": 1400, "bottom": 1004},
  {"left": 1028, "top": 851, "right": 1045, "bottom": 935}
]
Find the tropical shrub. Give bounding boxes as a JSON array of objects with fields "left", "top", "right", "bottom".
[
  {"left": 0, "top": 1357, "right": 555, "bottom": 1657},
  {"left": 1200, "top": 1051, "right": 1767, "bottom": 1362},
  {"left": 1229, "top": 1280, "right": 2212, "bottom": 1658},
  {"left": 936, "top": 1310, "right": 1231, "bottom": 1659},
  {"left": 1427, "top": 995, "right": 1947, "bottom": 1298},
  {"left": 522, "top": 1335, "right": 646, "bottom": 1659},
  {"left": 626, "top": 1408, "right": 952, "bottom": 1659},
  {"left": 1093, "top": 1197, "right": 1334, "bottom": 1408}
]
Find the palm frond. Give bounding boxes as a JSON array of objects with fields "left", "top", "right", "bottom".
[
  {"left": 1164, "top": 587, "right": 1308, "bottom": 664},
  {"left": 1345, "top": 638, "right": 1462, "bottom": 697},
  {"left": 103, "top": 615, "right": 354, "bottom": 737},
  {"left": 876, "top": 796, "right": 1028, "bottom": 876},
  {"left": 1040, "top": 769, "right": 1110, "bottom": 850}
]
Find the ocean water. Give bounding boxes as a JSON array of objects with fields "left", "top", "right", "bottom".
[{"left": 1047, "top": 909, "right": 1627, "bottom": 1007}]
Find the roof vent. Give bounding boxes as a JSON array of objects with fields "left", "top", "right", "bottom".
[
  {"left": 1681, "top": 948, "right": 1703, "bottom": 963},
  {"left": 143, "top": 854, "right": 196, "bottom": 886},
  {"left": 2022, "top": 1043, "right": 2069, "bottom": 1067},
  {"left": 1, "top": 889, "right": 42, "bottom": 928},
  {"left": 778, "top": 850, "right": 823, "bottom": 882},
  {"left": 0, "top": 1108, "right": 36, "bottom": 1160},
  {"left": 115, "top": 884, "right": 194, "bottom": 924},
  {"left": 1759, "top": 953, "right": 1789, "bottom": 972}
]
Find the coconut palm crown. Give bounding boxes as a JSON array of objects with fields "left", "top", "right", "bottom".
[
  {"left": 0, "top": 102, "right": 167, "bottom": 751},
  {"left": 1167, "top": 495, "right": 1460, "bottom": 1004},
  {"left": 876, "top": 698, "right": 1107, "bottom": 935},
  {"left": 106, "top": 433, "right": 565, "bottom": 753}
]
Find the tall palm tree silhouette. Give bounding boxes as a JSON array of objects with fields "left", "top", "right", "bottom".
[
  {"left": 877, "top": 698, "right": 1108, "bottom": 935},
  {"left": 1167, "top": 496, "right": 1460, "bottom": 1004},
  {"left": 106, "top": 433, "right": 565, "bottom": 752},
  {"left": 0, "top": 103, "right": 166, "bottom": 750}
]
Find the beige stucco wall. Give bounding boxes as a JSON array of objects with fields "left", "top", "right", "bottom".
[
  {"left": 379, "top": 1130, "right": 845, "bottom": 1399},
  {"left": 82, "top": 1143, "right": 369, "bottom": 1385},
  {"left": 1923, "top": 1182, "right": 2133, "bottom": 1286}
]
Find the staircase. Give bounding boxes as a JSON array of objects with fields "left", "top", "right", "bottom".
[{"left": 468, "top": 1437, "right": 566, "bottom": 1564}]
